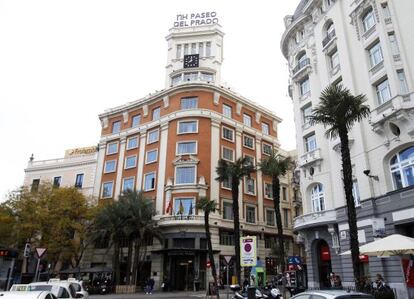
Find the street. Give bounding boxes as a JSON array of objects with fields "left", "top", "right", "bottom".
[{"left": 89, "top": 291, "right": 219, "bottom": 299}]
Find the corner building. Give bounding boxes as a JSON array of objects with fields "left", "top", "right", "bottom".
[
  {"left": 90, "top": 23, "right": 302, "bottom": 290},
  {"left": 281, "top": 0, "right": 414, "bottom": 297}
]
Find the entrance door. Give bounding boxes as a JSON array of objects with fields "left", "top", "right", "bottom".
[
  {"left": 170, "top": 256, "right": 194, "bottom": 291},
  {"left": 316, "top": 240, "right": 332, "bottom": 288}
]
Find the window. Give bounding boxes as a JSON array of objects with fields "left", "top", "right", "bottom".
[
  {"left": 177, "top": 141, "right": 197, "bottom": 155},
  {"left": 178, "top": 120, "right": 198, "bottom": 134},
  {"left": 382, "top": 2, "right": 391, "bottom": 19},
  {"left": 53, "top": 176, "right": 62, "bottom": 188},
  {"left": 107, "top": 142, "right": 118, "bottom": 155},
  {"left": 390, "top": 146, "right": 414, "bottom": 189},
  {"left": 243, "top": 135, "right": 255, "bottom": 149},
  {"left": 246, "top": 206, "right": 256, "bottom": 223},
  {"left": 181, "top": 97, "right": 198, "bottom": 109},
  {"left": 297, "top": 52, "right": 307, "bottom": 65},
  {"left": 122, "top": 177, "right": 134, "bottom": 192},
  {"left": 200, "top": 72, "right": 213, "bottom": 82},
  {"left": 282, "top": 186, "right": 287, "bottom": 201},
  {"left": 174, "top": 198, "right": 195, "bottom": 215},
  {"left": 222, "top": 177, "right": 232, "bottom": 190},
  {"left": 305, "top": 134, "right": 317, "bottom": 152},
  {"left": 198, "top": 42, "right": 204, "bottom": 56},
  {"left": 144, "top": 172, "right": 156, "bottom": 191},
  {"left": 176, "top": 44, "right": 182, "bottom": 59},
  {"left": 368, "top": 42, "right": 383, "bottom": 67},
  {"left": 311, "top": 184, "right": 325, "bottom": 212},
  {"left": 397, "top": 70, "right": 409, "bottom": 93},
  {"left": 184, "top": 72, "right": 198, "bottom": 81},
  {"left": 300, "top": 77, "right": 310, "bottom": 96},
  {"left": 223, "top": 104, "right": 232, "bottom": 118},
  {"left": 388, "top": 32, "right": 400, "bottom": 56},
  {"left": 262, "top": 123, "right": 270, "bottom": 135},
  {"left": 31, "top": 179, "right": 40, "bottom": 192},
  {"left": 75, "top": 174, "right": 84, "bottom": 188},
  {"left": 264, "top": 183, "right": 273, "bottom": 199},
  {"left": 263, "top": 143, "right": 273, "bottom": 155},
  {"left": 352, "top": 180, "right": 361, "bottom": 207},
  {"left": 152, "top": 107, "right": 161, "bottom": 121},
  {"left": 222, "top": 147, "right": 234, "bottom": 162},
  {"left": 104, "top": 160, "right": 116, "bottom": 173},
  {"left": 220, "top": 230, "right": 235, "bottom": 246},
  {"left": 175, "top": 166, "right": 196, "bottom": 184},
  {"left": 191, "top": 43, "right": 196, "bottom": 54},
  {"left": 112, "top": 121, "right": 121, "bottom": 133},
  {"left": 376, "top": 79, "right": 391, "bottom": 105},
  {"left": 302, "top": 104, "right": 312, "bottom": 125},
  {"left": 127, "top": 136, "right": 138, "bottom": 150},
  {"left": 243, "top": 114, "right": 252, "bottom": 127},
  {"left": 330, "top": 49, "right": 340, "bottom": 69},
  {"left": 283, "top": 208, "right": 290, "bottom": 227},
  {"left": 244, "top": 155, "right": 255, "bottom": 167},
  {"left": 206, "top": 41, "right": 211, "bottom": 56},
  {"left": 184, "top": 44, "right": 189, "bottom": 55},
  {"left": 362, "top": 9, "right": 375, "bottom": 32},
  {"left": 125, "top": 155, "right": 137, "bottom": 169},
  {"left": 266, "top": 210, "right": 275, "bottom": 226},
  {"left": 223, "top": 201, "right": 234, "bottom": 220},
  {"left": 146, "top": 149, "right": 158, "bottom": 164},
  {"left": 245, "top": 177, "right": 255, "bottom": 195},
  {"left": 102, "top": 181, "right": 113, "bottom": 198},
  {"left": 147, "top": 129, "right": 159, "bottom": 144},
  {"left": 132, "top": 115, "right": 141, "bottom": 127},
  {"left": 172, "top": 74, "right": 182, "bottom": 86},
  {"left": 222, "top": 127, "right": 234, "bottom": 142},
  {"left": 326, "top": 22, "right": 334, "bottom": 36}
]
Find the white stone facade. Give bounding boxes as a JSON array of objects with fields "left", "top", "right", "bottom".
[{"left": 281, "top": 0, "right": 414, "bottom": 296}]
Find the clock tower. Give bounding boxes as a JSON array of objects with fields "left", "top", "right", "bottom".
[{"left": 165, "top": 17, "right": 224, "bottom": 88}]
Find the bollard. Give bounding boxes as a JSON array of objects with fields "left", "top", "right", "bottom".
[{"left": 247, "top": 286, "right": 256, "bottom": 299}]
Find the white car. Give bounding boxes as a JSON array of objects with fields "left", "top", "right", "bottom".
[
  {"left": 65, "top": 279, "right": 88, "bottom": 299},
  {"left": 0, "top": 291, "right": 57, "bottom": 299},
  {"left": 290, "top": 290, "right": 374, "bottom": 299},
  {"left": 28, "top": 282, "right": 78, "bottom": 299}
]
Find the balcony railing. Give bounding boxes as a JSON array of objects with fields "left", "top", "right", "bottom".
[
  {"left": 158, "top": 215, "right": 204, "bottom": 225},
  {"left": 292, "top": 58, "right": 310, "bottom": 76},
  {"left": 294, "top": 209, "right": 337, "bottom": 230},
  {"left": 298, "top": 148, "right": 322, "bottom": 167},
  {"left": 322, "top": 29, "right": 336, "bottom": 47}
]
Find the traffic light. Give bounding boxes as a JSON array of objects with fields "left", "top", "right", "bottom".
[{"left": 24, "top": 243, "right": 31, "bottom": 257}]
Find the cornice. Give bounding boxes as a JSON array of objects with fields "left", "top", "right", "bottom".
[{"left": 24, "top": 159, "right": 97, "bottom": 172}]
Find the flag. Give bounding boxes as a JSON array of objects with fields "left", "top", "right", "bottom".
[
  {"left": 179, "top": 200, "right": 184, "bottom": 215},
  {"left": 188, "top": 201, "right": 193, "bottom": 215},
  {"left": 165, "top": 199, "right": 173, "bottom": 214}
]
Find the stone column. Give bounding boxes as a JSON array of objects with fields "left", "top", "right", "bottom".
[
  {"left": 136, "top": 132, "right": 147, "bottom": 190},
  {"left": 114, "top": 137, "right": 126, "bottom": 198}
]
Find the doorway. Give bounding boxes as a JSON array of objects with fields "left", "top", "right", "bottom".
[
  {"left": 170, "top": 256, "right": 194, "bottom": 291},
  {"left": 316, "top": 240, "right": 332, "bottom": 288}
]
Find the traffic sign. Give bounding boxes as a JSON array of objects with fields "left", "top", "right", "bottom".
[
  {"left": 224, "top": 255, "right": 232, "bottom": 264},
  {"left": 35, "top": 248, "right": 47, "bottom": 259},
  {"left": 240, "top": 236, "right": 257, "bottom": 267}
]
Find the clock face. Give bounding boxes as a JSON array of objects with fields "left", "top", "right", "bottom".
[{"left": 183, "top": 54, "right": 199, "bottom": 68}]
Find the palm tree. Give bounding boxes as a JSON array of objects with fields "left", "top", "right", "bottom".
[
  {"left": 259, "top": 151, "right": 293, "bottom": 273},
  {"left": 119, "top": 191, "right": 163, "bottom": 286},
  {"left": 308, "top": 84, "right": 370, "bottom": 289},
  {"left": 196, "top": 196, "right": 219, "bottom": 299},
  {"left": 216, "top": 157, "right": 256, "bottom": 284}
]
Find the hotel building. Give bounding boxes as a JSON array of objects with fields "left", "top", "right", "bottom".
[
  {"left": 281, "top": 0, "right": 414, "bottom": 297},
  {"left": 85, "top": 21, "right": 303, "bottom": 290}
]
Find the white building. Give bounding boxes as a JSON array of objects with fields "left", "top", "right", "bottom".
[
  {"left": 281, "top": 0, "right": 414, "bottom": 297},
  {"left": 24, "top": 146, "right": 98, "bottom": 197}
]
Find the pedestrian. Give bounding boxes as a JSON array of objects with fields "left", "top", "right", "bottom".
[
  {"left": 329, "top": 272, "right": 336, "bottom": 288},
  {"left": 148, "top": 276, "right": 155, "bottom": 294},
  {"left": 374, "top": 274, "right": 386, "bottom": 289},
  {"left": 334, "top": 274, "right": 342, "bottom": 288}
]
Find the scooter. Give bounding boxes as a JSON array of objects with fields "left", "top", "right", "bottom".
[
  {"left": 262, "top": 286, "right": 282, "bottom": 299},
  {"left": 230, "top": 284, "right": 268, "bottom": 299}
]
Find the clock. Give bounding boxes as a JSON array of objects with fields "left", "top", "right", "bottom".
[{"left": 183, "top": 54, "right": 199, "bottom": 68}]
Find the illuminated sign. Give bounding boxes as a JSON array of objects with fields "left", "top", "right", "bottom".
[
  {"left": 65, "top": 146, "right": 97, "bottom": 157},
  {"left": 174, "top": 12, "right": 218, "bottom": 28},
  {"left": 0, "top": 249, "right": 18, "bottom": 258},
  {"left": 240, "top": 236, "right": 257, "bottom": 267}
]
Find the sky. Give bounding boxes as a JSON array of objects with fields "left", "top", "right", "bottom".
[{"left": 0, "top": 0, "right": 299, "bottom": 202}]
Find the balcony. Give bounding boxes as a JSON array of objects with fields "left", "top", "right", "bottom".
[
  {"left": 292, "top": 58, "right": 311, "bottom": 80},
  {"left": 322, "top": 29, "right": 336, "bottom": 48},
  {"left": 298, "top": 148, "right": 322, "bottom": 168},
  {"left": 362, "top": 24, "right": 376, "bottom": 40},
  {"left": 369, "top": 60, "right": 384, "bottom": 77},
  {"left": 369, "top": 92, "right": 414, "bottom": 135},
  {"left": 294, "top": 209, "right": 337, "bottom": 231},
  {"left": 157, "top": 215, "right": 204, "bottom": 226}
]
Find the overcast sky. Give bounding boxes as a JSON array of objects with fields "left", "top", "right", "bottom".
[{"left": 0, "top": 0, "right": 299, "bottom": 201}]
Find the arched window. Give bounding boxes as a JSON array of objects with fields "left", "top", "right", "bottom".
[
  {"left": 362, "top": 8, "right": 375, "bottom": 32},
  {"left": 326, "top": 22, "right": 335, "bottom": 37},
  {"left": 311, "top": 184, "right": 325, "bottom": 212},
  {"left": 297, "top": 51, "right": 307, "bottom": 64},
  {"left": 390, "top": 146, "right": 414, "bottom": 189}
]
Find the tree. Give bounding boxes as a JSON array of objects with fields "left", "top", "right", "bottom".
[
  {"left": 308, "top": 84, "right": 370, "bottom": 289},
  {"left": 259, "top": 151, "right": 293, "bottom": 272},
  {"left": 216, "top": 157, "right": 255, "bottom": 284},
  {"left": 197, "top": 196, "right": 219, "bottom": 299}
]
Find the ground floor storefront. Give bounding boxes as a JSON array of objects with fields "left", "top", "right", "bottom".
[{"left": 295, "top": 186, "right": 414, "bottom": 298}]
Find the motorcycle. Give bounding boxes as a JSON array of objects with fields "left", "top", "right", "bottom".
[
  {"left": 262, "top": 285, "right": 283, "bottom": 299},
  {"left": 230, "top": 284, "right": 268, "bottom": 299}
]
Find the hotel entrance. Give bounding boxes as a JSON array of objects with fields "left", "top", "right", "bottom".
[{"left": 316, "top": 240, "right": 332, "bottom": 288}]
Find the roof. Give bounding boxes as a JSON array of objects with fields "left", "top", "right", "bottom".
[
  {"left": 292, "top": 0, "right": 310, "bottom": 21},
  {"left": 0, "top": 291, "right": 49, "bottom": 299},
  {"left": 294, "top": 290, "right": 373, "bottom": 298}
]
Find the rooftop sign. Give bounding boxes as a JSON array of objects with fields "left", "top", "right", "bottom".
[
  {"left": 174, "top": 12, "right": 218, "bottom": 28},
  {"left": 65, "top": 146, "right": 97, "bottom": 157}
]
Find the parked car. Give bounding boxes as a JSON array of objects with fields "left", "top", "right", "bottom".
[
  {"left": 0, "top": 291, "right": 57, "bottom": 299},
  {"left": 28, "top": 282, "right": 79, "bottom": 299},
  {"left": 65, "top": 279, "right": 88, "bottom": 299},
  {"left": 290, "top": 290, "right": 374, "bottom": 299}
]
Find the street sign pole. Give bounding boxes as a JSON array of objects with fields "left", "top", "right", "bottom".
[
  {"left": 34, "top": 258, "right": 41, "bottom": 282},
  {"left": 34, "top": 248, "right": 47, "bottom": 282}
]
